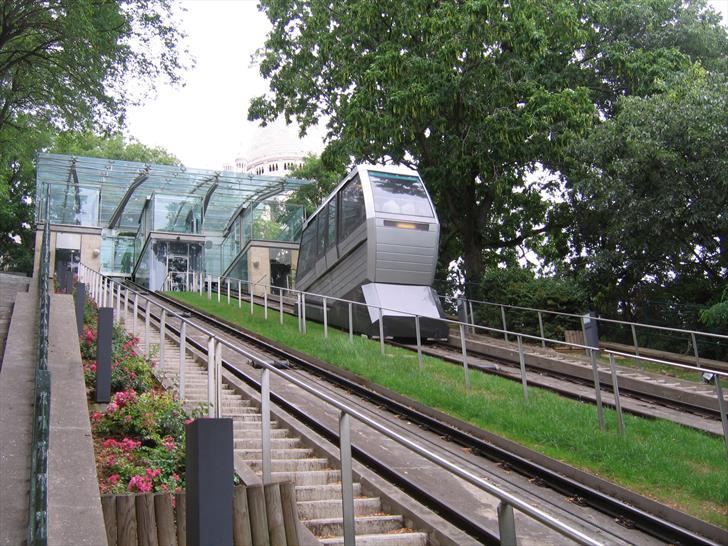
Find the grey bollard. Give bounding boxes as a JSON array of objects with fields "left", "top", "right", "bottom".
[
  {"left": 95, "top": 307, "right": 113, "bottom": 403},
  {"left": 64, "top": 265, "right": 73, "bottom": 294},
  {"left": 186, "top": 418, "right": 234, "bottom": 546},
  {"left": 582, "top": 311, "right": 600, "bottom": 351},
  {"left": 75, "top": 282, "right": 86, "bottom": 335}
]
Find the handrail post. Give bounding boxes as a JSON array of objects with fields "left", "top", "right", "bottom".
[
  {"left": 123, "top": 286, "right": 129, "bottom": 325},
  {"left": 711, "top": 377, "right": 728, "bottom": 457},
  {"left": 608, "top": 354, "right": 625, "bottom": 436},
  {"left": 501, "top": 305, "right": 508, "bottom": 342},
  {"left": 238, "top": 280, "right": 242, "bottom": 308},
  {"left": 517, "top": 335, "right": 529, "bottom": 402},
  {"left": 631, "top": 324, "right": 639, "bottom": 356},
  {"left": 590, "top": 349, "right": 606, "bottom": 430},
  {"left": 226, "top": 279, "right": 230, "bottom": 304},
  {"left": 497, "top": 501, "right": 517, "bottom": 546},
  {"left": 691, "top": 332, "right": 700, "bottom": 369},
  {"left": 159, "top": 308, "right": 166, "bottom": 369},
  {"left": 207, "top": 336, "right": 215, "bottom": 418},
  {"left": 264, "top": 291, "right": 268, "bottom": 320},
  {"left": 261, "top": 368, "right": 272, "bottom": 483},
  {"left": 468, "top": 300, "right": 475, "bottom": 334},
  {"left": 339, "top": 412, "right": 356, "bottom": 546},
  {"left": 217, "top": 276, "right": 221, "bottom": 302},
  {"left": 179, "top": 321, "right": 187, "bottom": 400},
  {"left": 323, "top": 297, "right": 328, "bottom": 338},
  {"left": 215, "top": 340, "right": 222, "bottom": 419},
  {"left": 207, "top": 274, "right": 211, "bottom": 300},
  {"left": 298, "top": 294, "right": 302, "bottom": 332},
  {"left": 415, "top": 315, "right": 423, "bottom": 370},
  {"left": 279, "top": 289, "right": 284, "bottom": 324},
  {"left": 459, "top": 323, "right": 471, "bottom": 389},
  {"left": 348, "top": 303, "right": 353, "bottom": 342},
  {"left": 378, "top": 306, "right": 385, "bottom": 355},
  {"left": 538, "top": 311, "right": 546, "bottom": 348},
  {"left": 144, "top": 301, "right": 151, "bottom": 357},
  {"left": 301, "top": 294, "right": 307, "bottom": 333},
  {"left": 132, "top": 293, "right": 138, "bottom": 337},
  {"left": 249, "top": 281, "right": 254, "bottom": 315}
]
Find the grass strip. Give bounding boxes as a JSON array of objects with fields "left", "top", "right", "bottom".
[{"left": 169, "top": 291, "right": 728, "bottom": 528}]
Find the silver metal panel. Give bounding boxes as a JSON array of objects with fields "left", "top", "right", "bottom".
[{"left": 361, "top": 283, "right": 443, "bottom": 322}]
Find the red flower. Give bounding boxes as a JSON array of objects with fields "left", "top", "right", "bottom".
[{"left": 108, "top": 474, "right": 120, "bottom": 484}]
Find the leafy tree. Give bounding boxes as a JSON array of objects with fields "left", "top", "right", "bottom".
[
  {"left": 249, "top": 0, "right": 728, "bottom": 296},
  {"left": 288, "top": 154, "right": 348, "bottom": 216},
  {"left": 0, "top": 0, "right": 189, "bottom": 272},
  {"left": 0, "top": 0, "right": 189, "bottom": 132},
  {"left": 0, "top": 131, "right": 179, "bottom": 272},
  {"left": 701, "top": 287, "right": 728, "bottom": 330},
  {"left": 565, "top": 67, "right": 728, "bottom": 320}
]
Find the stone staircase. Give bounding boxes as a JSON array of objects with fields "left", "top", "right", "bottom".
[
  {"left": 124, "top": 306, "right": 429, "bottom": 546},
  {"left": 0, "top": 273, "right": 31, "bottom": 367}
]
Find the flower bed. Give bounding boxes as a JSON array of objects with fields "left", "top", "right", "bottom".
[{"left": 80, "top": 298, "right": 200, "bottom": 495}]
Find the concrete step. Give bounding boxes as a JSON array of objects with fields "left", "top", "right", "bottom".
[
  {"left": 233, "top": 426, "right": 288, "bottom": 438},
  {"left": 298, "top": 497, "right": 382, "bottom": 520},
  {"left": 235, "top": 437, "right": 301, "bottom": 449},
  {"left": 237, "top": 448, "right": 313, "bottom": 459},
  {"left": 304, "top": 515, "right": 404, "bottom": 537},
  {"left": 270, "top": 470, "right": 341, "bottom": 486},
  {"left": 319, "top": 533, "right": 428, "bottom": 546},
  {"left": 295, "top": 483, "right": 361, "bottom": 502},
  {"left": 245, "top": 458, "right": 330, "bottom": 473}
]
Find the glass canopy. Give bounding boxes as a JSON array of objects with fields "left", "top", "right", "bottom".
[{"left": 35, "top": 153, "right": 312, "bottom": 233}]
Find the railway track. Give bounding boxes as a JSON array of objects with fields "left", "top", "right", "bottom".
[
  {"left": 132, "top": 284, "right": 727, "bottom": 545},
  {"left": 190, "top": 285, "right": 724, "bottom": 430}
]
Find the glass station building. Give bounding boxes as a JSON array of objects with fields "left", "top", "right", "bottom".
[{"left": 35, "top": 153, "right": 309, "bottom": 292}]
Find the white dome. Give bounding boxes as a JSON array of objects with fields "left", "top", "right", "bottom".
[{"left": 236, "top": 117, "right": 325, "bottom": 175}]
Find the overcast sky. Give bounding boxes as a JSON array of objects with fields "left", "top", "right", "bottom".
[{"left": 124, "top": 0, "right": 728, "bottom": 170}]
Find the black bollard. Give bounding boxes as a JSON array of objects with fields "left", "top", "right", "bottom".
[
  {"left": 95, "top": 307, "right": 113, "bottom": 403},
  {"left": 64, "top": 265, "right": 73, "bottom": 294},
  {"left": 186, "top": 418, "right": 234, "bottom": 546},
  {"left": 75, "top": 282, "right": 86, "bottom": 336}
]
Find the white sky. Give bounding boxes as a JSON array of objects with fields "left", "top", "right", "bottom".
[{"left": 124, "top": 0, "right": 728, "bottom": 170}]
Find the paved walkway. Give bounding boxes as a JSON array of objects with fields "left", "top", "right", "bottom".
[
  {"left": 0, "top": 273, "right": 31, "bottom": 368},
  {"left": 0, "top": 283, "right": 37, "bottom": 546}
]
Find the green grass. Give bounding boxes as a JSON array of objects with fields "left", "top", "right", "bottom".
[
  {"left": 598, "top": 354, "right": 728, "bottom": 389},
  {"left": 169, "top": 292, "right": 728, "bottom": 528}
]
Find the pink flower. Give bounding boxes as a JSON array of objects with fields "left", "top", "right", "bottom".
[
  {"left": 128, "top": 475, "right": 152, "bottom": 493},
  {"left": 89, "top": 363, "right": 97, "bottom": 372},
  {"left": 108, "top": 474, "right": 120, "bottom": 484},
  {"left": 130, "top": 371, "right": 137, "bottom": 380},
  {"left": 91, "top": 411, "right": 103, "bottom": 421},
  {"left": 172, "top": 472, "right": 180, "bottom": 482},
  {"left": 184, "top": 418, "right": 194, "bottom": 426},
  {"left": 162, "top": 437, "right": 175, "bottom": 452},
  {"left": 146, "top": 468, "right": 161, "bottom": 478},
  {"left": 119, "top": 438, "right": 141, "bottom": 451},
  {"left": 106, "top": 402, "right": 118, "bottom": 413},
  {"left": 103, "top": 439, "right": 120, "bottom": 449}
]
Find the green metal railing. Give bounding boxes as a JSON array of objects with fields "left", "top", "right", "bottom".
[{"left": 27, "top": 191, "right": 51, "bottom": 545}]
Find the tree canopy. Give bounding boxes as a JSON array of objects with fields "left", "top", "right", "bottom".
[
  {"left": 249, "top": 0, "right": 728, "bottom": 298},
  {"left": 0, "top": 0, "right": 189, "bottom": 272}
]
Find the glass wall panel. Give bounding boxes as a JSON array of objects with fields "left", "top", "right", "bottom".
[
  {"left": 101, "top": 235, "right": 136, "bottom": 275},
  {"left": 47, "top": 183, "right": 100, "bottom": 226},
  {"left": 249, "top": 201, "right": 304, "bottom": 242},
  {"left": 152, "top": 193, "right": 201, "bottom": 233},
  {"left": 228, "top": 250, "right": 249, "bottom": 283},
  {"left": 221, "top": 216, "right": 241, "bottom": 273}
]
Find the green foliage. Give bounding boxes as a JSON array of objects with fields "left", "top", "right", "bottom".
[
  {"left": 249, "top": 0, "right": 728, "bottom": 295},
  {"left": 288, "top": 155, "right": 349, "bottom": 216},
  {"left": 473, "top": 268, "right": 588, "bottom": 340},
  {"left": 564, "top": 68, "right": 728, "bottom": 328},
  {"left": 0, "top": 0, "right": 188, "bottom": 272},
  {"left": 52, "top": 131, "right": 181, "bottom": 166},
  {"left": 701, "top": 287, "right": 728, "bottom": 329}
]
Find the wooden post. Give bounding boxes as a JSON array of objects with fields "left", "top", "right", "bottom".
[
  {"left": 116, "top": 494, "right": 138, "bottom": 546},
  {"left": 136, "top": 493, "right": 158, "bottom": 546},
  {"left": 154, "top": 493, "right": 177, "bottom": 546},
  {"left": 279, "top": 482, "right": 301, "bottom": 546},
  {"left": 233, "top": 485, "right": 253, "bottom": 546},
  {"left": 246, "top": 484, "right": 270, "bottom": 546},
  {"left": 264, "top": 483, "right": 286, "bottom": 546},
  {"left": 175, "top": 492, "right": 186, "bottom": 546},
  {"left": 101, "top": 495, "right": 117, "bottom": 546}
]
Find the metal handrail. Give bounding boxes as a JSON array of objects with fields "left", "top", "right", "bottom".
[
  {"left": 81, "top": 264, "right": 607, "bottom": 545},
  {"left": 449, "top": 295, "right": 728, "bottom": 342},
  {"left": 28, "top": 194, "right": 52, "bottom": 545}
]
